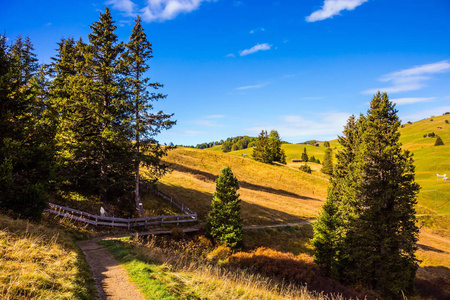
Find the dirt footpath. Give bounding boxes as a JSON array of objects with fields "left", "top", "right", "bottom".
[{"left": 78, "top": 238, "right": 145, "bottom": 300}]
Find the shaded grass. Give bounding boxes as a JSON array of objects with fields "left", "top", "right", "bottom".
[
  {"left": 101, "top": 235, "right": 346, "bottom": 300},
  {"left": 0, "top": 213, "right": 95, "bottom": 299}
]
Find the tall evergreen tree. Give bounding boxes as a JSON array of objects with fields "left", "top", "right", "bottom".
[
  {"left": 268, "top": 130, "right": 286, "bottom": 164},
  {"left": 0, "top": 35, "right": 55, "bottom": 220},
  {"left": 252, "top": 130, "right": 271, "bottom": 163},
  {"left": 313, "top": 92, "right": 420, "bottom": 298},
  {"left": 321, "top": 148, "right": 333, "bottom": 175},
  {"left": 301, "top": 147, "right": 309, "bottom": 162},
  {"left": 121, "top": 16, "right": 175, "bottom": 215},
  {"left": 205, "top": 167, "right": 243, "bottom": 249}
]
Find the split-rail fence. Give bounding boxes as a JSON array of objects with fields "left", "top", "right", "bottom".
[{"left": 45, "top": 189, "right": 197, "bottom": 228}]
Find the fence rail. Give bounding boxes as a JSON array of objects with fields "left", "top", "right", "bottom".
[
  {"left": 45, "top": 202, "right": 197, "bottom": 228},
  {"left": 150, "top": 188, "right": 196, "bottom": 215}
]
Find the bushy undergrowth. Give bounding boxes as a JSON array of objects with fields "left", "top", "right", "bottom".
[
  {"left": 0, "top": 213, "right": 95, "bottom": 299},
  {"left": 102, "top": 234, "right": 348, "bottom": 300},
  {"left": 227, "top": 247, "right": 370, "bottom": 299}
]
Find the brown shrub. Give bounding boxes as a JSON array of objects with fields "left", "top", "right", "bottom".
[
  {"left": 207, "top": 245, "right": 232, "bottom": 262},
  {"left": 227, "top": 247, "right": 371, "bottom": 299}
]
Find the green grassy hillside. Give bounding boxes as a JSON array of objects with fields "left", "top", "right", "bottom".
[
  {"left": 398, "top": 114, "right": 450, "bottom": 215},
  {"left": 201, "top": 114, "right": 449, "bottom": 215}
]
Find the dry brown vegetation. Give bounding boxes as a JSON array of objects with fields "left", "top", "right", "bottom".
[
  {"left": 102, "top": 234, "right": 349, "bottom": 300},
  {"left": 0, "top": 213, "right": 95, "bottom": 299}
]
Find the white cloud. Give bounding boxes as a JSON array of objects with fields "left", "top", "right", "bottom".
[
  {"left": 107, "top": 0, "right": 137, "bottom": 17},
  {"left": 226, "top": 53, "right": 235, "bottom": 58},
  {"left": 306, "top": 0, "right": 368, "bottom": 22},
  {"left": 239, "top": 43, "right": 272, "bottom": 56},
  {"left": 391, "top": 97, "right": 435, "bottom": 105},
  {"left": 108, "top": 0, "right": 212, "bottom": 22},
  {"left": 192, "top": 115, "right": 225, "bottom": 127},
  {"left": 400, "top": 106, "right": 450, "bottom": 122},
  {"left": 235, "top": 83, "right": 269, "bottom": 90},
  {"left": 245, "top": 112, "right": 350, "bottom": 140},
  {"left": 250, "top": 27, "right": 265, "bottom": 34},
  {"left": 364, "top": 60, "right": 450, "bottom": 94}
]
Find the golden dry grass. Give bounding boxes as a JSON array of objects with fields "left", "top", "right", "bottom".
[
  {"left": 154, "top": 147, "right": 328, "bottom": 225},
  {"left": 0, "top": 213, "right": 94, "bottom": 299}
]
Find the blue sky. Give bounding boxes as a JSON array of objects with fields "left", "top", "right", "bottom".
[{"left": 2, "top": 0, "right": 450, "bottom": 145}]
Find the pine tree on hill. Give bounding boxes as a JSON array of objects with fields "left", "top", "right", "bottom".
[
  {"left": 268, "top": 130, "right": 286, "bottom": 164},
  {"left": 301, "top": 147, "right": 308, "bottom": 162},
  {"left": 321, "top": 148, "right": 333, "bottom": 175},
  {"left": 435, "top": 136, "right": 444, "bottom": 146},
  {"left": 206, "top": 167, "right": 243, "bottom": 249},
  {"left": 313, "top": 92, "right": 420, "bottom": 298},
  {"left": 253, "top": 130, "right": 271, "bottom": 163}
]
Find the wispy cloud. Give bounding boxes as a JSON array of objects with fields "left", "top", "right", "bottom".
[
  {"left": 235, "top": 83, "right": 269, "bottom": 90},
  {"left": 192, "top": 115, "right": 225, "bottom": 127},
  {"left": 391, "top": 97, "right": 435, "bottom": 105},
  {"left": 401, "top": 106, "right": 450, "bottom": 122},
  {"left": 306, "top": 0, "right": 368, "bottom": 22},
  {"left": 226, "top": 53, "right": 235, "bottom": 58},
  {"left": 246, "top": 112, "right": 350, "bottom": 140},
  {"left": 107, "top": 0, "right": 136, "bottom": 17},
  {"left": 239, "top": 43, "right": 272, "bottom": 56},
  {"left": 363, "top": 60, "right": 450, "bottom": 94},
  {"left": 108, "top": 0, "right": 212, "bottom": 22},
  {"left": 250, "top": 27, "right": 265, "bottom": 34}
]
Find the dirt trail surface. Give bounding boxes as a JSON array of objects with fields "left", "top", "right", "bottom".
[
  {"left": 78, "top": 228, "right": 200, "bottom": 299},
  {"left": 78, "top": 238, "right": 145, "bottom": 300}
]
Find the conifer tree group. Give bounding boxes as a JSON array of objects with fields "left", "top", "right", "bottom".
[
  {"left": 252, "top": 130, "right": 286, "bottom": 164},
  {"left": 312, "top": 92, "right": 420, "bottom": 298},
  {"left": 0, "top": 8, "right": 174, "bottom": 218}
]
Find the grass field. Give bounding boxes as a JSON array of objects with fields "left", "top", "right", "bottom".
[
  {"left": 155, "top": 147, "right": 328, "bottom": 225},
  {"left": 0, "top": 213, "right": 95, "bottom": 299},
  {"left": 201, "top": 113, "right": 450, "bottom": 216}
]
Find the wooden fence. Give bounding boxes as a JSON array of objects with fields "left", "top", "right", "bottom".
[
  {"left": 46, "top": 203, "right": 197, "bottom": 228},
  {"left": 150, "top": 188, "right": 196, "bottom": 215}
]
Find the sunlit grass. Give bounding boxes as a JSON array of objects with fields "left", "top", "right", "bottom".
[{"left": 0, "top": 214, "right": 95, "bottom": 299}]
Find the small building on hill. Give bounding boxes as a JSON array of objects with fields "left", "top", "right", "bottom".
[{"left": 292, "top": 159, "right": 303, "bottom": 162}]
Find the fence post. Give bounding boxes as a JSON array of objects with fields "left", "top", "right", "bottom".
[
  {"left": 181, "top": 203, "right": 184, "bottom": 212},
  {"left": 177, "top": 216, "right": 179, "bottom": 226}
]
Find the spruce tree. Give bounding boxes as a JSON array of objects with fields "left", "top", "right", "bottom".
[
  {"left": 435, "top": 136, "right": 444, "bottom": 146},
  {"left": 301, "top": 147, "right": 309, "bottom": 162},
  {"left": 252, "top": 130, "right": 271, "bottom": 163},
  {"left": 206, "top": 167, "right": 243, "bottom": 248},
  {"left": 321, "top": 148, "right": 333, "bottom": 175},
  {"left": 121, "top": 15, "right": 175, "bottom": 215},
  {"left": 0, "top": 35, "right": 55, "bottom": 220},
  {"left": 268, "top": 130, "right": 286, "bottom": 164},
  {"left": 313, "top": 92, "right": 420, "bottom": 298}
]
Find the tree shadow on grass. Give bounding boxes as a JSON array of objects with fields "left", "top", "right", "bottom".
[
  {"left": 416, "top": 266, "right": 450, "bottom": 300},
  {"left": 156, "top": 181, "right": 310, "bottom": 225},
  {"left": 167, "top": 162, "right": 321, "bottom": 202}
]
